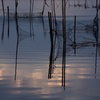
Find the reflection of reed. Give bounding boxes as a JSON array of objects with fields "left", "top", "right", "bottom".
[
  {"left": 29, "top": 0, "right": 34, "bottom": 37},
  {"left": 62, "top": 47, "right": 66, "bottom": 89},
  {"left": 62, "top": 0, "right": 66, "bottom": 89},
  {"left": 1, "top": 0, "right": 5, "bottom": 41},
  {"left": 48, "top": 12, "right": 54, "bottom": 79},
  {"left": 7, "top": 6, "right": 10, "bottom": 38},
  {"left": 48, "top": 1, "right": 59, "bottom": 78},
  {"left": 48, "top": 0, "right": 67, "bottom": 89},
  {"left": 15, "top": 0, "right": 19, "bottom": 80},
  {"left": 42, "top": 17, "right": 46, "bottom": 37},
  {"left": 15, "top": 33, "right": 19, "bottom": 80},
  {"left": 73, "top": 16, "right": 76, "bottom": 54},
  {"left": 93, "top": 3, "right": 99, "bottom": 78},
  {"left": 29, "top": 14, "right": 34, "bottom": 37},
  {"left": 93, "top": 0, "right": 99, "bottom": 45},
  {"left": 48, "top": 11, "right": 62, "bottom": 79},
  {"left": 93, "top": 16, "right": 99, "bottom": 44},
  {"left": 95, "top": 46, "right": 98, "bottom": 78},
  {"left": 1, "top": 0, "right": 5, "bottom": 40},
  {"left": 14, "top": 0, "right": 35, "bottom": 80},
  {"left": 1, "top": 16, "right": 5, "bottom": 41}
]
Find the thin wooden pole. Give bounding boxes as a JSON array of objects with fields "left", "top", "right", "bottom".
[
  {"left": 95, "top": 46, "right": 97, "bottom": 78},
  {"left": 96, "top": 0, "right": 98, "bottom": 9},
  {"left": 62, "top": 0, "right": 66, "bottom": 89},
  {"left": 29, "top": 0, "right": 32, "bottom": 36},
  {"left": 15, "top": 0, "right": 19, "bottom": 35},
  {"left": 1, "top": 15, "right": 5, "bottom": 41},
  {"left": 1, "top": 0, "right": 5, "bottom": 16},
  {"left": 74, "top": 16, "right": 76, "bottom": 54},
  {"left": 96, "top": 0, "right": 99, "bottom": 44},
  {"left": 48, "top": 12, "right": 53, "bottom": 79},
  {"left": 99, "top": 0, "right": 100, "bottom": 9},
  {"left": 93, "top": 0, "right": 99, "bottom": 45},
  {"left": 7, "top": 6, "right": 10, "bottom": 38},
  {"left": 29, "top": 0, "right": 32, "bottom": 17},
  {"left": 15, "top": 0, "right": 19, "bottom": 80},
  {"left": 1, "top": 0, "right": 5, "bottom": 41},
  {"left": 32, "top": 0, "right": 34, "bottom": 15},
  {"left": 42, "top": 0, "right": 46, "bottom": 16},
  {"left": 15, "top": 36, "right": 19, "bottom": 80}
]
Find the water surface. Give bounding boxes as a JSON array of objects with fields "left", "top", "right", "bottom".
[{"left": 0, "top": 14, "right": 100, "bottom": 100}]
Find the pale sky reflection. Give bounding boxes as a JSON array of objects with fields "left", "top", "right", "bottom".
[
  {"left": 0, "top": 64, "right": 13, "bottom": 80},
  {"left": 0, "top": 68, "right": 5, "bottom": 80},
  {"left": 0, "top": 60, "right": 99, "bottom": 97}
]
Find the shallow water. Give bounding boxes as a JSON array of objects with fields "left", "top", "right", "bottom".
[{"left": 0, "top": 16, "right": 100, "bottom": 100}]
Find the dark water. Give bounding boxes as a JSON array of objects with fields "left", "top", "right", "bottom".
[{"left": 0, "top": 16, "right": 100, "bottom": 100}]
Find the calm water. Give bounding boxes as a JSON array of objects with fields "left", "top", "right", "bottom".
[{"left": 0, "top": 15, "right": 100, "bottom": 100}]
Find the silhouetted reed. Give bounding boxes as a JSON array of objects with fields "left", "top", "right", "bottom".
[
  {"left": 7, "top": 6, "right": 10, "bottom": 38},
  {"left": 48, "top": 0, "right": 59, "bottom": 78},
  {"left": 1, "top": 16, "right": 5, "bottom": 41},
  {"left": 95, "top": 46, "right": 98, "bottom": 78},
  {"left": 42, "top": 17, "right": 46, "bottom": 37},
  {"left": 1, "top": 0, "right": 5, "bottom": 41},
  {"left": 48, "top": 12, "right": 54, "bottom": 79},
  {"left": 30, "top": 0, "right": 34, "bottom": 37},
  {"left": 93, "top": 0, "right": 99, "bottom": 45},
  {"left": 29, "top": 0, "right": 32, "bottom": 37},
  {"left": 62, "top": 0, "right": 66, "bottom": 89},
  {"left": 15, "top": 31, "right": 19, "bottom": 80},
  {"left": 1, "top": 0, "right": 5, "bottom": 16},
  {"left": 15, "top": 0, "right": 19, "bottom": 80},
  {"left": 73, "top": 16, "right": 76, "bottom": 54}
]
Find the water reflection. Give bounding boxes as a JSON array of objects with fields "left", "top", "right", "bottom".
[
  {"left": 95, "top": 46, "right": 97, "bottom": 78},
  {"left": 7, "top": 6, "right": 10, "bottom": 38},
  {"left": 48, "top": 7, "right": 67, "bottom": 89},
  {"left": 1, "top": 16, "right": 5, "bottom": 41},
  {"left": 42, "top": 17, "right": 47, "bottom": 37},
  {"left": 15, "top": 28, "right": 19, "bottom": 80},
  {"left": 0, "top": 68, "right": 5, "bottom": 80},
  {"left": 47, "top": 12, "right": 100, "bottom": 90},
  {"left": 15, "top": 0, "right": 19, "bottom": 80},
  {"left": 0, "top": 0, "right": 100, "bottom": 99},
  {"left": 14, "top": 1, "right": 35, "bottom": 80},
  {"left": 0, "top": 14, "right": 100, "bottom": 99}
]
